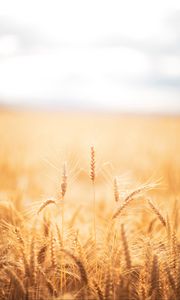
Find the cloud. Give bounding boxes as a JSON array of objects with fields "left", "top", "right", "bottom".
[{"left": 0, "top": 2, "right": 179, "bottom": 112}]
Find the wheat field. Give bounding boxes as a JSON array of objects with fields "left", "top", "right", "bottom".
[{"left": 0, "top": 109, "right": 180, "bottom": 300}]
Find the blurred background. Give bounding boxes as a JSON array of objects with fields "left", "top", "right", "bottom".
[{"left": 0, "top": 0, "right": 179, "bottom": 114}]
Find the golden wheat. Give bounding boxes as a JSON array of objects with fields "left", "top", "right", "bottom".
[{"left": 0, "top": 111, "right": 180, "bottom": 300}]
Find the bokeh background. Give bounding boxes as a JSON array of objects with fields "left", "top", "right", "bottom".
[{"left": 0, "top": 0, "right": 179, "bottom": 114}]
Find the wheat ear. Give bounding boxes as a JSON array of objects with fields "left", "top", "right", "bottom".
[
  {"left": 50, "top": 232, "right": 57, "bottom": 268},
  {"left": 149, "top": 255, "right": 160, "bottom": 297},
  {"left": 61, "top": 249, "right": 88, "bottom": 285},
  {"left": 39, "top": 266, "right": 58, "bottom": 297},
  {"left": 90, "top": 145, "right": 97, "bottom": 246},
  {"left": 90, "top": 145, "right": 95, "bottom": 183},
  {"left": 37, "top": 244, "right": 48, "bottom": 265},
  {"left": 30, "top": 236, "right": 36, "bottom": 284},
  {"left": 104, "top": 265, "right": 113, "bottom": 300},
  {"left": 121, "top": 224, "right": 131, "bottom": 269},
  {"left": 114, "top": 176, "right": 120, "bottom": 202},
  {"left": 61, "top": 161, "right": 67, "bottom": 198},
  {"left": 147, "top": 198, "right": 166, "bottom": 227},
  {"left": 113, "top": 184, "right": 156, "bottom": 219},
  {"left": 4, "top": 267, "right": 26, "bottom": 296},
  {"left": 92, "top": 280, "right": 104, "bottom": 300},
  {"left": 37, "top": 200, "right": 56, "bottom": 214}
]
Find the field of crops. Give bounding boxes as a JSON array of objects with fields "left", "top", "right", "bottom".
[{"left": 0, "top": 110, "right": 180, "bottom": 300}]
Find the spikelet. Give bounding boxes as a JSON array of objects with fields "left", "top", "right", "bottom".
[{"left": 90, "top": 145, "right": 95, "bottom": 183}]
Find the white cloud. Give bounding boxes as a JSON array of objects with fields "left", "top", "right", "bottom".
[
  {"left": 0, "top": 48, "right": 149, "bottom": 99},
  {"left": 0, "top": 0, "right": 180, "bottom": 44},
  {"left": 0, "top": 0, "right": 179, "bottom": 113},
  {"left": 0, "top": 35, "right": 20, "bottom": 56},
  {"left": 161, "top": 55, "right": 180, "bottom": 77}
]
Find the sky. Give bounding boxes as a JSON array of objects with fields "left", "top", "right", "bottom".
[{"left": 0, "top": 0, "right": 180, "bottom": 113}]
